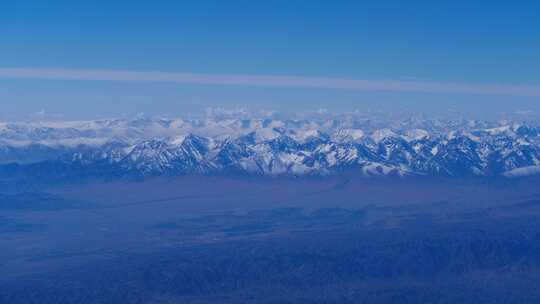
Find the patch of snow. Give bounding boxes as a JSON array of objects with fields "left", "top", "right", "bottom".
[
  {"left": 292, "top": 129, "right": 323, "bottom": 143},
  {"left": 484, "top": 125, "right": 512, "bottom": 135},
  {"left": 169, "top": 135, "right": 187, "bottom": 146},
  {"left": 253, "top": 128, "right": 281, "bottom": 142},
  {"left": 371, "top": 129, "right": 397, "bottom": 143},
  {"left": 332, "top": 129, "right": 364, "bottom": 143},
  {"left": 503, "top": 166, "right": 540, "bottom": 178},
  {"left": 403, "top": 129, "right": 429, "bottom": 141}
]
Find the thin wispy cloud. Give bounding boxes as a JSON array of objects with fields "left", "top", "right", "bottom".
[{"left": 0, "top": 67, "right": 539, "bottom": 97}]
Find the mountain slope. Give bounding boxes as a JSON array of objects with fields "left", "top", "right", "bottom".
[{"left": 1, "top": 116, "right": 540, "bottom": 179}]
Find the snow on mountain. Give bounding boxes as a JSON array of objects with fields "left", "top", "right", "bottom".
[
  {"left": 371, "top": 129, "right": 397, "bottom": 143},
  {"left": 484, "top": 125, "right": 513, "bottom": 135},
  {"left": 503, "top": 165, "right": 540, "bottom": 178},
  {"left": 331, "top": 129, "right": 364, "bottom": 143},
  {"left": 293, "top": 129, "right": 327, "bottom": 143},
  {"left": 251, "top": 128, "right": 282, "bottom": 143},
  {"left": 403, "top": 129, "right": 429, "bottom": 141},
  {"left": 1, "top": 116, "right": 540, "bottom": 178}
]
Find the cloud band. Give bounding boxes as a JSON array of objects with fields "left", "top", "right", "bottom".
[{"left": 0, "top": 67, "right": 539, "bottom": 97}]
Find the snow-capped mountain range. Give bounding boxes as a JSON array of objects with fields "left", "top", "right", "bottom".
[{"left": 1, "top": 114, "right": 540, "bottom": 178}]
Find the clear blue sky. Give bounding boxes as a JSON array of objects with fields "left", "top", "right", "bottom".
[{"left": 1, "top": 1, "right": 540, "bottom": 120}]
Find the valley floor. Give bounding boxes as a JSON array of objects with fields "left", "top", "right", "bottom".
[{"left": 2, "top": 176, "right": 540, "bottom": 303}]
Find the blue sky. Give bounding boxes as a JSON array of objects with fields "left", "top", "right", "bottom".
[{"left": 1, "top": 1, "right": 540, "bottom": 120}]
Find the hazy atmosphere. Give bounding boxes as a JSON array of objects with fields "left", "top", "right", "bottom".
[
  {"left": 2, "top": 1, "right": 540, "bottom": 120},
  {"left": 3, "top": 2, "right": 540, "bottom": 304}
]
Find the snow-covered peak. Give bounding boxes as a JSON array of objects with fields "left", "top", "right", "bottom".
[
  {"left": 1, "top": 116, "right": 540, "bottom": 178},
  {"left": 169, "top": 135, "right": 188, "bottom": 146},
  {"left": 251, "top": 128, "right": 282, "bottom": 143},
  {"left": 292, "top": 129, "right": 326, "bottom": 143},
  {"left": 484, "top": 125, "right": 513, "bottom": 135},
  {"left": 371, "top": 129, "right": 397, "bottom": 143},
  {"left": 332, "top": 129, "right": 364, "bottom": 143},
  {"left": 403, "top": 129, "right": 429, "bottom": 141}
]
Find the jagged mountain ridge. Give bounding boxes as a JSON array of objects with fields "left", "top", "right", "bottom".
[{"left": 1, "top": 116, "right": 540, "bottom": 178}]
